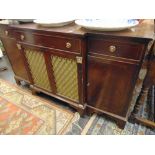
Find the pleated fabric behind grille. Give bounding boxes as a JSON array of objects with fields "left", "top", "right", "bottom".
[
  {"left": 51, "top": 55, "right": 79, "bottom": 102},
  {"left": 24, "top": 49, "right": 51, "bottom": 91}
]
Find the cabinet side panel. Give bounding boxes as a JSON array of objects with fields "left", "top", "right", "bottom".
[{"left": 0, "top": 37, "right": 29, "bottom": 81}]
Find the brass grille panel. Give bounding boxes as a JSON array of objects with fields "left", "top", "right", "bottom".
[
  {"left": 25, "top": 49, "right": 51, "bottom": 91},
  {"left": 51, "top": 55, "right": 79, "bottom": 102}
]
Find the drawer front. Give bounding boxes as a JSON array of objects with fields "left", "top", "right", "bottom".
[
  {"left": 88, "top": 38, "right": 144, "bottom": 60},
  {"left": 0, "top": 25, "right": 12, "bottom": 38},
  {"left": 14, "top": 31, "right": 81, "bottom": 53}
]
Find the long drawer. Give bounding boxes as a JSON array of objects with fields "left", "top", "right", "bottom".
[
  {"left": 88, "top": 37, "right": 144, "bottom": 61},
  {"left": 13, "top": 31, "right": 82, "bottom": 53}
]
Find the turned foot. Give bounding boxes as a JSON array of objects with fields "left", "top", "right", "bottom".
[{"left": 117, "top": 120, "right": 126, "bottom": 129}]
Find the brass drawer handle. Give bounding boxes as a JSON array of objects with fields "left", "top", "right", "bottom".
[
  {"left": 5, "top": 30, "right": 8, "bottom": 36},
  {"left": 16, "top": 43, "right": 22, "bottom": 50},
  {"left": 66, "top": 42, "right": 72, "bottom": 48},
  {"left": 20, "top": 34, "right": 25, "bottom": 41},
  {"left": 109, "top": 45, "right": 116, "bottom": 53}
]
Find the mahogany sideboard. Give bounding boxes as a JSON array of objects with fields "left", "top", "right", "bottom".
[{"left": 0, "top": 20, "right": 154, "bottom": 129}]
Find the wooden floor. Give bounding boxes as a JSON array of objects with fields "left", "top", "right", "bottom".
[{"left": 0, "top": 55, "right": 155, "bottom": 135}]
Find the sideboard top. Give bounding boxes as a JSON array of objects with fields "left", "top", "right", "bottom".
[
  {"left": 10, "top": 22, "right": 86, "bottom": 37},
  {"left": 87, "top": 20, "right": 154, "bottom": 40},
  {"left": 2, "top": 19, "right": 155, "bottom": 40}
]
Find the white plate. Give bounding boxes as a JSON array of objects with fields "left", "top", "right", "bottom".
[
  {"left": 75, "top": 19, "right": 139, "bottom": 31},
  {"left": 33, "top": 19, "right": 74, "bottom": 27}
]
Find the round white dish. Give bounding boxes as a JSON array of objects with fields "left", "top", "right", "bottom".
[
  {"left": 33, "top": 19, "right": 74, "bottom": 27},
  {"left": 75, "top": 19, "right": 139, "bottom": 31}
]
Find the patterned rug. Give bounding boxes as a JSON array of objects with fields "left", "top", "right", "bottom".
[
  {"left": 0, "top": 79, "right": 79, "bottom": 135},
  {"left": 69, "top": 114, "right": 155, "bottom": 135},
  {"left": 66, "top": 67, "right": 155, "bottom": 135}
]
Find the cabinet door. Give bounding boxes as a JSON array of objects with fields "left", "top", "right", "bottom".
[
  {"left": 87, "top": 55, "right": 139, "bottom": 117},
  {"left": 19, "top": 44, "right": 52, "bottom": 92},
  {"left": 47, "top": 50, "right": 82, "bottom": 104},
  {"left": 0, "top": 37, "right": 29, "bottom": 82},
  {"left": 19, "top": 43, "right": 83, "bottom": 105}
]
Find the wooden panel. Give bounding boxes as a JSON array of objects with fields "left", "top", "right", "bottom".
[
  {"left": 14, "top": 31, "right": 81, "bottom": 53},
  {"left": 88, "top": 37, "right": 144, "bottom": 60},
  {"left": 87, "top": 55, "right": 139, "bottom": 117},
  {"left": 0, "top": 37, "right": 29, "bottom": 81}
]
